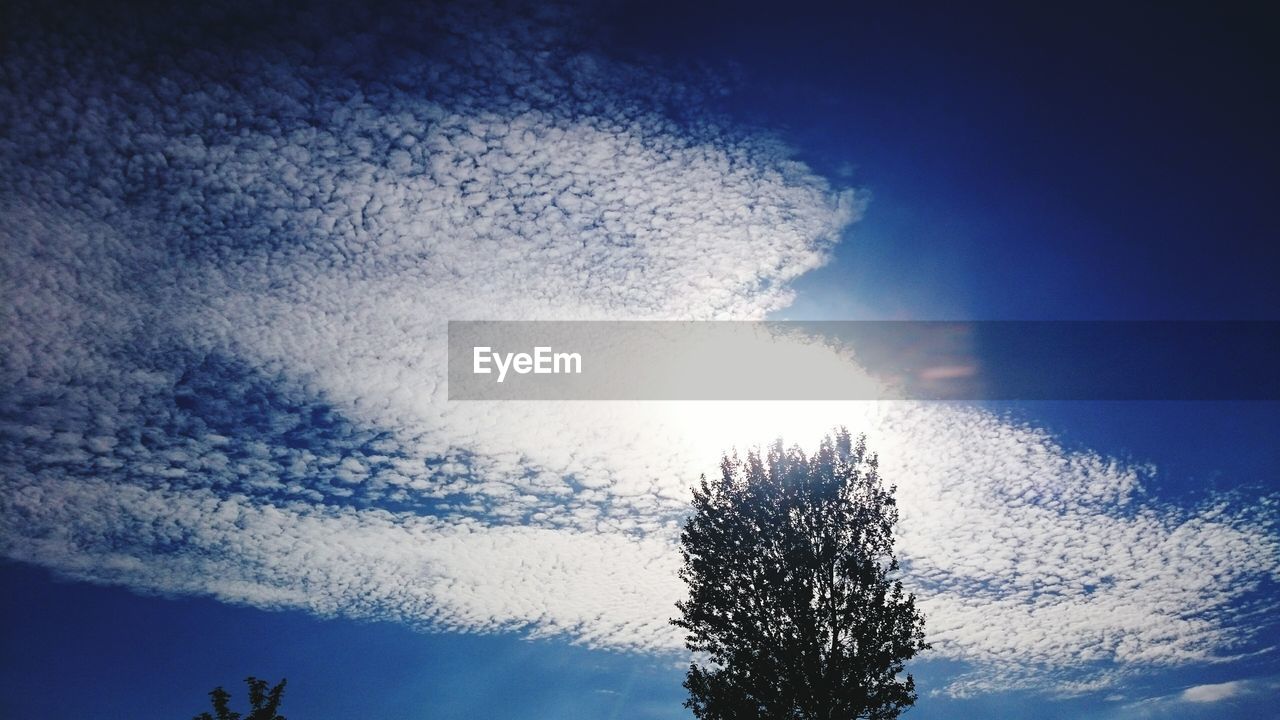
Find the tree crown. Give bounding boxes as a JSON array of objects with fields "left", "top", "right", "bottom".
[
  {"left": 672, "top": 428, "right": 928, "bottom": 720},
  {"left": 193, "top": 676, "right": 287, "bottom": 720}
]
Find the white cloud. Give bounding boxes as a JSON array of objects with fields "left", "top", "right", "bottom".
[
  {"left": 1181, "top": 680, "right": 1246, "bottom": 703},
  {"left": 1122, "top": 676, "right": 1275, "bottom": 714},
  {"left": 1, "top": 0, "right": 1277, "bottom": 700}
]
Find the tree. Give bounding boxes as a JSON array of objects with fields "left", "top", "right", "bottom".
[
  {"left": 193, "top": 677, "right": 287, "bottom": 720},
  {"left": 672, "top": 428, "right": 928, "bottom": 720}
]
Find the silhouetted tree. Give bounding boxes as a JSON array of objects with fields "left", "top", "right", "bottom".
[
  {"left": 672, "top": 429, "right": 928, "bottom": 720},
  {"left": 193, "top": 676, "right": 287, "bottom": 720}
]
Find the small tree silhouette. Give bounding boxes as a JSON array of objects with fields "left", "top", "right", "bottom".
[{"left": 193, "top": 677, "right": 287, "bottom": 720}]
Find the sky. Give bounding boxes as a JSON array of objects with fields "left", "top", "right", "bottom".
[{"left": 1, "top": 1, "right": 1278, "bottom": 718}]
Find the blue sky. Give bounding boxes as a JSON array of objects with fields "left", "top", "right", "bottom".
[{"left": 1, "top": 1, "right": 1277, "bottom": 718}]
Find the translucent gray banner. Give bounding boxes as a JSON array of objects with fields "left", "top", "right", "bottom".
[{"left": 447, "top": 321, "right": 1279, "bottom": 400}]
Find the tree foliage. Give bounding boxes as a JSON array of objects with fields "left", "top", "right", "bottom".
[
  {"left": 193, "top": 676, "right": 287, "bottom": 720},
  {"left": 672, "top": 429, "right": 928, "bottom": 720}
]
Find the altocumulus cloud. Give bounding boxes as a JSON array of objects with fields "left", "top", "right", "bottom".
[{"left": 2, "top": 0, "right": 1277, "bottom": 697}]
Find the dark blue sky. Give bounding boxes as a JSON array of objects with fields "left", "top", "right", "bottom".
[
  {"left": 597, "top": 1, "right": 1278, "bottom": 321},
  {"left": 2, "top": 1, "right": 1277, "bottom": 718}
]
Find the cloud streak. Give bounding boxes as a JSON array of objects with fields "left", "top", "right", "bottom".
[{"left": 1182, "top": 680, "right": 1247, "bottom": 703}]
